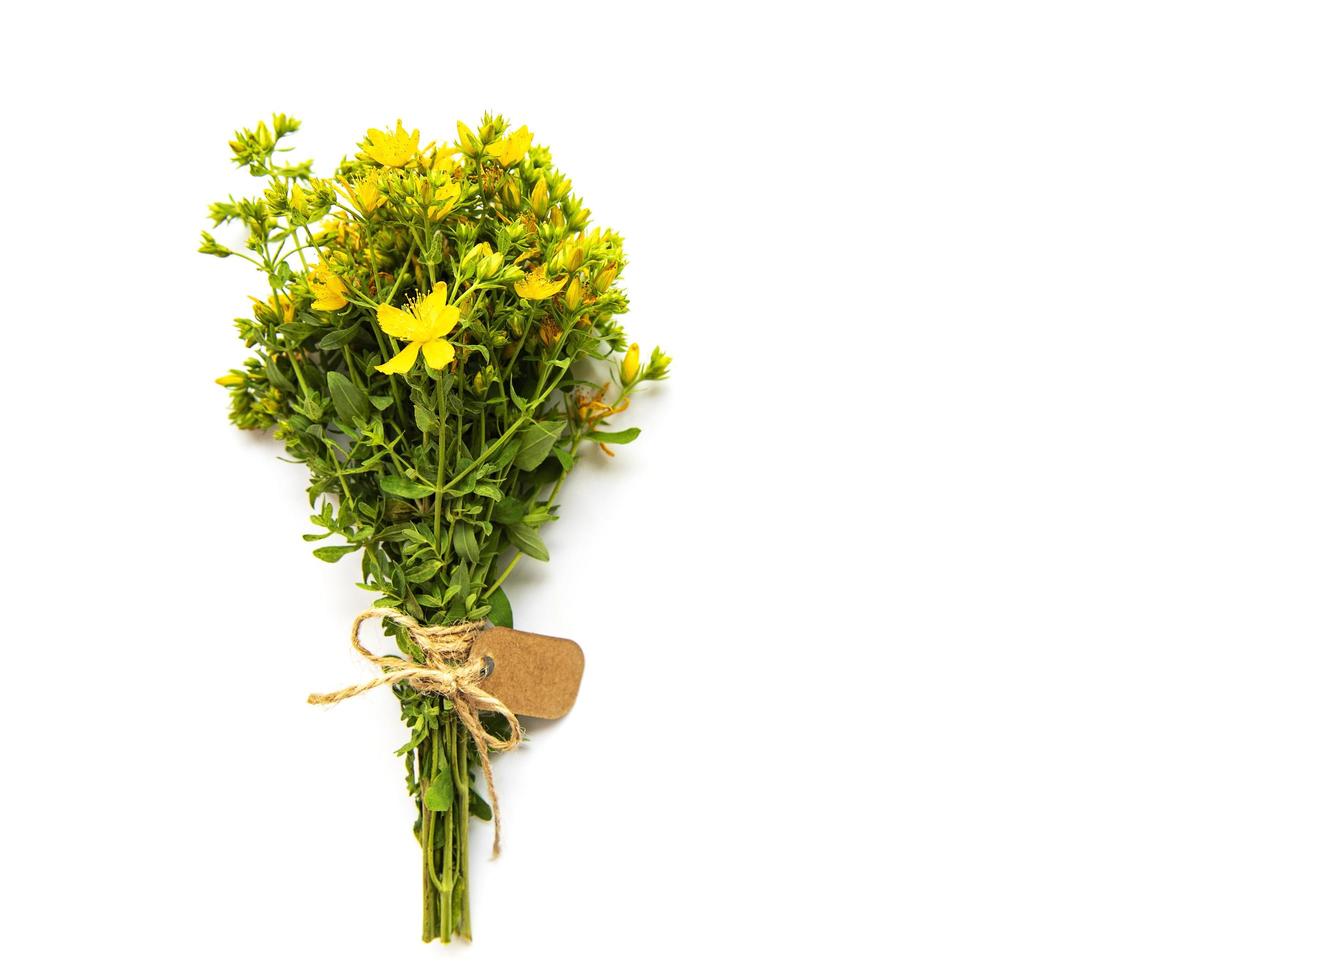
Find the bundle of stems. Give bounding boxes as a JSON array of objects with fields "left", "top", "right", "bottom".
[{"left": 203, "top": 113, "right": 668, "bottom": 941}]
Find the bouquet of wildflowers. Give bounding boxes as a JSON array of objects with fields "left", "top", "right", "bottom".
[{"left": 202, "top": 113, "right": 668, "bottom": 942}]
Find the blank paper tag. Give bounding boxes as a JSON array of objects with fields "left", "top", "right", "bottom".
[{"left": 475, "top": 627, "right": 585, "bottom": 720}]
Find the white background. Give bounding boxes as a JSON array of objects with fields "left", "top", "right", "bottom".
[{"left": 2, "top": 2, "right": 1337, "bottom": 977}]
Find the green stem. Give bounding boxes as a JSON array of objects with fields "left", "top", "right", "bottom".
[
  {"left": 440, "top": 716, "right": 455, "bottom": 941},
  {"left": 482, "top": 551, "right": 522, "bottom": 599},
  {"left": 434, "top": 372, "right": 450, "bottom": 542},
  {"left": 438, "top": 371, "right": 566, "bottom": 494},
  {"left": 456, "top": 718, "right": 472, "bottom": 940}
]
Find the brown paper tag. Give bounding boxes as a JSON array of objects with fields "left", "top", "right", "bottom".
[{"left": 474, "top": 627, "right": 585, "bottom": 720}]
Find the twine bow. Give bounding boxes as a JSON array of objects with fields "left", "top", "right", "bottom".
[{"left": 308, "top": 608, "right": 523, "bottom": 856}]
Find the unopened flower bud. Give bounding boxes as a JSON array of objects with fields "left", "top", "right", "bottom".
[
  {"left": 564, "top": 276, "right": 584, "bottom": 310},
  {"left": 621, "top": 343, "right": 640, "bottom": 385},
  {"left": 529, "top": 179, "right": 549, "bottom": 212},
  {"left": 216, "top": 372, "right": 247, "bottom": 388},
  {"left": 561, "top": 240, "right": 584, "bottom": 272},
  {"left": 500, "top": 178, "right": 522, "bottom": 210},
  {"left": 594, "top": 264, "right": 617, "bottom": 293},
  {"left": 460, "top": 242, "right": 491, "bottom": 276},
  {"left": 456, "top": 120, "right": 480, "bottom": 154},
  {"left": 647, "top": 345, "right": 673, "bottom": 380},
  {"left": 478, "top": 252, "right": 504, "bottom": 278}
]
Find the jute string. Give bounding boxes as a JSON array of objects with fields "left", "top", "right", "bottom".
[{"left": 307, "top": 608, "right": 523, "bottom": 857}]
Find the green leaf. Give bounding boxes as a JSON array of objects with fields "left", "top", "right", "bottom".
[
  {"left": 327, "top": 371, "right": 371, "bottom": 424},
  {"left": 263, "top": 355, "right": 294, "bottom": 392},
  {"left": 553, "top": 446, "right": 574, "bottom": 471},
  {"left": 379, "top": 475, "right": 436, "bottom": 499},
  {"left": 414, "top": 403, "right": 437, "bottom": 433},
  {"left": 493, "top": 496, "right": 526, "bottom": 525},
  {"left": 454, "top": 523, "right": 480, "bottom": 563},
  {"left": 317, "top": 324, "right": 362, "bottom": 350},
  {"left": 488, "top": 587, "right": 513, "bottom": 629},
  {"left": 468, "top": 789, "right": 493, "bottom": 822},
  {"left": 506, "top": 522, "right": 550, "bottom": 562},
  {"left": 424, "top": 768, "right": 454, "bottom": 812},
  {"left": 514, "top": 420, "right": 565, "bottom": 471},
  {"left": 587, "top": 427, "right": 641, "bottom": 445},
  {"left": 451, "top": 561, "right": 474, "bottom": 602},
  {"left": 368, "top": 394, "right": 394, "bottom": 411},
  {"left": 313, "top": 544, "right": 360, "bottom": 562},
  {"left": 405, "top": 560, "right": 442, "bottom": 584}
]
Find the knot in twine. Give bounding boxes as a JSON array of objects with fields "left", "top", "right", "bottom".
[{"left": 308, "top": 608, "right": 522, "bottom": 856}]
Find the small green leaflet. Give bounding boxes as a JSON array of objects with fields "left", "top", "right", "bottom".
[
  {"left": 379, "top": 474, "right": 436, "bottom": 499},
  {"left": 424, "top": 768, "right": 454, "bottom": 812},
  {"left": 468, "top": 789, "right": 493, "bottom": 821},
  {"left": 514, "top": 420, "right": 565, "bottom": 471},
  {"left": 493, "top": 496, "right": 526, "bottom": 524},
  {"left": 313, "top": 544, "right": 360, "bottom": 562},
  {"left": 506, "top": 522, "right": 550, "bottom": 561},
  {"left": 488, "top": 586, "right": 513, "bottom": 628},
  {"left": 454, "top": 523, "right": 480, "bottom": 563},
  {"left": 317, "top": 324, "right": 362, "bottom": 350},
  {"left": 327, "top": 371, "right": 371, "bottom": 424},
  {"left": 587, "top": 427, "right": 640, "bottom": 445},
  {"left": 414, "top": 404, "right": 437, "bottom": 433}
]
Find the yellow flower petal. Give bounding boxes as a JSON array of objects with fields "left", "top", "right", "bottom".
[
  {"left": 375, "top": 342, "right": 422, "bottom": 375},
  {"left": 427, "top": 180, "right": 461, "bottom": 220},
  {"left": 432, "top": 145, "right": 459, "bottom": 170},
  {"left": 487, "top": 126, "right": 533, "bottom": 167},
  {"left": 416, "top": 282, "right": 448, "bottom": 321},
  {"left": 514, "top": 270, "right": 567, "bottom": 301},
  {"left": 422, "top": 338, "right": 456, "bottom": 370},
  {"left": 428, "top": 305, "right": 461, "bottom": 340},
  {"left": 377, "top": 303, "right": 419, "bottom": 340}
]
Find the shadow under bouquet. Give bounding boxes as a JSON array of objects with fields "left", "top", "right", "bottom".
[{"left": 203, "top": 113, "right": 668, "bottom": 942}]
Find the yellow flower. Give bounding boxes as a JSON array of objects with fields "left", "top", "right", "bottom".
[
  {"left": 290, "top": 184, "right": 308, "bottom": 211},
  {"left": 514, "top": 268, "right": 567, "bottom": 301},
  {"left": 431, "top": 144, "right": 459, "bottom": 171},
  {"left": 364, "top": 120, "right": 420, "bottom": 168},
  {"left": 308, "top": 263, "right": 349, "bottom": 311},
  {"left": 374, "top": 282, "right": 460, "bottom": 374},
  {"left": 428, "top": 179, "right": 462, "bottom": 220},
  {"left": 486, "top": 125, "right": 532, "bottom": 167},
  {"left": 343, "top": 174, "right": 383, "bottom": 213},
  {"left": 621, "top": 343, "right": 640, "bottom": 385},
  {"left": 216, "top": 372, "right": 246, "bottom": 388}
]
